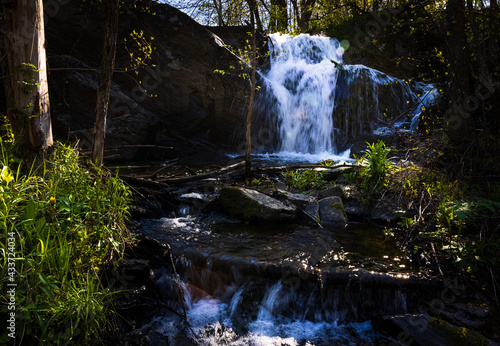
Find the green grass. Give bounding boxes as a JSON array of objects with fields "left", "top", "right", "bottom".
[{"left": 0, "top": 141, "right": 131, "bottom": 344}]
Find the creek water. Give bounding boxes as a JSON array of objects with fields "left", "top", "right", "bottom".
[
  {"left": 130, "top": 34, "right": 441, "bottom": 345},
  {"left": 136, "top": 216, "right": 419, "bottom": 345}
]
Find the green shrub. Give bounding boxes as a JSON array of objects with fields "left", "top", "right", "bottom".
[
  {"left": 354, "top": 140, "right": 393, "bottom": 204},
  {"left": 283, "top": 169, "right": 326, "bottom": 191},
  {"left": 0, "top": 142, "right": 131, "bottom": 344}
]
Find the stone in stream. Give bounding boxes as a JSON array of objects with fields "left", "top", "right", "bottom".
[
  {"left": 273, "top": 189, "right": 315, "bottom": 207},
  {"left": 318, "top": 196, "right": 348, "bottom": 226},
  {"left": 218, "top": 186, "right": 297, "bottom": 222}
]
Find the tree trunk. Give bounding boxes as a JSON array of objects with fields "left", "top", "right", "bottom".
[
  {"left": 213, "top": 0, "right": 224, "bottom": 26},
  {"left": 92, "top": 0, "right": 120, "bottom": 166},
  {"left": 245, "top": 8, "right": 257, "bottom": 177},
  {"left": 445, "top": 0, "right": 471, "bottom": 140},
  {"left": 298, "top": 0, "right": 316, "bottom": 32},
  {"left": 246, "top": 0, "right": 263, "bottom": 31},
  {"left": 0, "top": 0, "right": 53, "bottom": 150},
  {"left": 269, "top": 0, "right": 288, "bottom": 32}
]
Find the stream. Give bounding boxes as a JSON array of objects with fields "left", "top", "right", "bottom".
[
  {"left": 122, "top": 33, "right": 442, "bottom": 345},
  {"left": 128, "top": 212, "right": 436, "bottom": 345}
]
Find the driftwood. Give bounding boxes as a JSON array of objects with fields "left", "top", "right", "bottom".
[
  {"left": 255, "top": 162, "right": 352, "bottom": 174},
  {"left": 119, "top": 174, "right": 170, "bottom": 188},
  {"left": 155, "top": 161, "right": 246, "bottom": 184},
  {"left": 81, "top": 144, "right": 174, "bottom": 155},
  {"left": 298, "top": 207, "right": 323, "bottom": 228}
]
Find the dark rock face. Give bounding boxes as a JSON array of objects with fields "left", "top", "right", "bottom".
[
  {"left": 318, "top": 196, "right": 348, "bottom": 226},
  {"left": 45, "top": 0, "right": 250, "bottom": 161}
]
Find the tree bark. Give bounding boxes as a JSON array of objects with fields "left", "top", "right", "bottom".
[
  {"left": 269, "top": 0, "right": 288, "bottom": 32},
  {"left": 1, "top": 0, "right": 53, "bottom": 150},
  {"left": 92, "top": 0, "right": 120, "bottom": 166},
  {"left": 445, "top": 0, "right": 471, "bottom": 140},
  {"left": 245, "top": 7, "right": 257, "bottom": 177},
  {"left": 297, "top": 0, "right": 316, "bottom": 31}
]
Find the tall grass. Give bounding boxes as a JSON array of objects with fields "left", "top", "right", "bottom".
[{"left": 0, "top": 141, "right": 131, "bottom": 344}]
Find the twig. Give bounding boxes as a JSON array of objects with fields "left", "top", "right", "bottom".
[
  {"left": 298, "top": 207, "right": 323, "bottom": 228},
  {"left": 80, "top": 144, "right": 174, "bottom": 154},
  {"left": 430, "top": 242, "right": 444, "bottom": 277}
]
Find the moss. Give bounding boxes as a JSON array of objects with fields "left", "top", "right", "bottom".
[
  {"left": 331, "top": 203, "right": 348, "bottom": 222},
  {"left": 430, "top": 317, "right": 489, "bottom": 346},
  {"left": 218, "top": 186, "right": 261, "bottom": 221}
]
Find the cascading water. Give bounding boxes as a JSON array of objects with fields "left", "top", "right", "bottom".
[
  {"left": 257, "top": 33, "right": 439, "bottom": 161},
  {"left": 263, "top": 34, "right": 342, "bottom": 155},
  {"left": 132, "top": 217, "right": 434, "bottom": 345},
  {"left": 129, "top": 33, "right": 442, "bottom": 345}
]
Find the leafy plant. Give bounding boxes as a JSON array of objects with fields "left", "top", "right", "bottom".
[
  {"left": 0, "top": 141, "right": 131, "bottom": 344},
  {"left": 355, "top": 140, "right": 393, "bottom": 202},
  {"left": 283, "top": 169, "right": 326, "bottom": 191}
]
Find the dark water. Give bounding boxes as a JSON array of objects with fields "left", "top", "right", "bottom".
[{"left": 134, "top": 215, "right": 419, "bottom": 345}]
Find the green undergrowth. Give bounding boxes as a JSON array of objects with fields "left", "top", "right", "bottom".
[
  {"left": 349, "top": 140, "right": 500, "bottom": 302},
  {"left": 283, "top": 169, "right": 327, "bottom": 192},
  {"left": 0, "top": 141, "right": 131, "bottom": 344}
]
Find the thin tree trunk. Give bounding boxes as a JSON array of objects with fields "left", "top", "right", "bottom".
[
  {"left": 92, "top": 0, "right": 120, "bottom": 166},
  {"left": 245, "top": 9, "right": 257, "bottom": 177},
  {"left": 269, "top": 0, "right": 288, "bottom": 32},
  {"left": 445, "top": 0, "right": 471, "bottom": 140},
  {"left": 213, "top": 0, "right": 224, "bottom": 26},
  {"left": 1, "top": 0, "right": 53, "bottom": 150}
]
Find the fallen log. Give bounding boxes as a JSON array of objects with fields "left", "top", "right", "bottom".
[
  {"left": 156, "top": 161, "right": 246, "bottom": 184},
  {"left": 255, "top": 162, "right": 353, "bottom": 174}
]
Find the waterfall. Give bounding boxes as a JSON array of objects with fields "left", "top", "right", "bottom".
[
  {"left": 259, "top": 33, "right": 439, "bottom": 160},
  {"left": 262, "top": 34, "right": 342, "bottom": 156}
]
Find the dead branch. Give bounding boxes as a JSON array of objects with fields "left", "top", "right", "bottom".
[{"left": 156, "top": 161, "right": 246, "bottom": 184}]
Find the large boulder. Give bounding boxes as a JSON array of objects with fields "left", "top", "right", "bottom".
[
  {"left": 318, "top": 196, "right": 348, "bottom": 226},
  {"left": 218, "top": 186, "right": 297, "bottom": 223},
  {"left": 45, "top": 0, "right": 251, "bottom": 161}
]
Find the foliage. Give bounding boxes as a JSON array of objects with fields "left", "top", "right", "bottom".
[
  {"left": 283, "top": 169, "right": 326, "bottom": 191},
  {"left": 0, "top": 141, "right": 131, "bottom": 344},
  {"left": 354, "top": 140, "right": 393, "bottom": 202}
]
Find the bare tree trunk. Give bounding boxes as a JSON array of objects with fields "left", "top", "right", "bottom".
[
  {"left": 92, "top": 0, "right": 120, "bottom": 166},
  {"left": 1, "top": 0, "right": 53, "bottom": 150},
  {"left": 213, "top": 0, "right": 225, "bottom": 26},
  {"left": 246, "top": 0, "right": 263, "bottom": 31},
  {"left": 445, "top": 0, "right": 471, "bottom": 140},
  {"left": 245, "top": 8, "right": 257, "bottom": 177},
  {"left": 269, "top": 0, "right": 288, "bottom": 32},
  {"left": 298, "top": 0, "right": 316, "bottom": 31}
]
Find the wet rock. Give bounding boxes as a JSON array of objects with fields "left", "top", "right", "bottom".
[
  {"left": 370, "top": 198, "right": 406, "bottom": 223},
  {"left": 304, "top": 201, "right": 320, "bottom": 222},
  {"left": 375, "top": 314, "right": 449, "bottom": 346},
  {"left": 316, "top": 166, "right": 356, "bottom": 181},
  {"left": 343, "top": 199, "right": 369, "bottom": 221},
  {"left": 273, "top": 189, "right": 315, "bottom": 207},
  {"left": 318, "top": 186, "right": 344, "bottom": 199},
  {"left": 318, "top": 196, "right": 348, "bottom": 226},
  {"left": 177, "top": 192, "right": 217, "bottom": 212},
  {"left": 218, "top": 186, "right": 297, "bottom": 222},
  {"left": 432, "top": 297, "right": 495, "bottom": 330},
  {"left": 375, "top": 313, "right": 494, "bottom": 346},
  {"left": 343, "top": 194, "right": 406, "bottom": 223}
]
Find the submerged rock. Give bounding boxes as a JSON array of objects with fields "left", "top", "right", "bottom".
[
  {"left": 218, "top": 186, "right": 297, "bottom": 222},
  {"left": 318, "top": 196, "right": 348, "bottom": 226}
]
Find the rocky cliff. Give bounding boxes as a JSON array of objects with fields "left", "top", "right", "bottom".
[{"left": 45, "top": 0, "right": 252, "bottom": 162}]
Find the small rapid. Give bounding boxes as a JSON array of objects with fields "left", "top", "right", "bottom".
[{"left": 132, "top": 215, "right": 436, "bottom": 345}]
